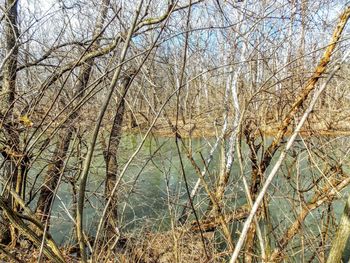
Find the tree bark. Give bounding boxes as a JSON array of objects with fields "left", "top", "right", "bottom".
[
  {"left": 35, "top": 129, "right": 72, "bottom": 223},
  {"left": 103, "top": 75, "right": 133, "bottom": 236},
  {"left": 0, "top": 0, "right": 20, "bottom": 245},
  {"left": 326, "top": 194, "right": 350, "bottom": 263}
]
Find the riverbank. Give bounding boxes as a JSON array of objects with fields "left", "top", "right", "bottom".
[{"left": 122, "top": 113, "right": 350, "bottom": 138}]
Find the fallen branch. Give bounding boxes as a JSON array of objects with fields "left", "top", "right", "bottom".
[
  {"left": 0, "top": 197, "right": 66, "bottom": 263},
  {"left": 188, "top": 205, "right": 250, "bottom": 233}
]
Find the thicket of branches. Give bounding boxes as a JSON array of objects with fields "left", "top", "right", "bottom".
[{"left": 1, "top": 0, "right": 350, "bottom": 262}]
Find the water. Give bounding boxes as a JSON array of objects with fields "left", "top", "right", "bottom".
[
  {"left": 29, "top": 134, "right": 350, "bottom": 260},
  {"left": 47, "top": 135, "right": 221, "bottom": 243}
]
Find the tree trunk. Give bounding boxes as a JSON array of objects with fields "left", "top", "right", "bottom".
[
  {"left": 0, "top": 0, "right": 20, "bottom": 245},
  {"left": 35, "top": 129, "right": 72, "bottom": 223},
  {"left": 35, "top": 0, "right": 111, "bottom": 226},
  {"left": 326, "top": 195, "right": 350, "bottom": 263},
  {"left": 103, "top": 75, "right": 133, "bottom": 236}
]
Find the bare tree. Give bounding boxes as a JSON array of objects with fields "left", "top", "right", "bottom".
[
  {"left": 1, "top": 1, "right": 350, "bottom": 262},
  {"left": 0, "top": 0, "right": 20, "bottom": 245}
]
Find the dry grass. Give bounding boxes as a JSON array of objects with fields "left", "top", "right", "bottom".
[
  {"left": 113, "top": 230, "right": 226, "bottom": 263},
  {"left": 1, "top": 230, "right": 228, "bottom": 263}
]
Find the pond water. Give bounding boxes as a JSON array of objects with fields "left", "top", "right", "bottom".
[
  {"left": 31, "top": 134, "right": 350, "bottom": 260},
  {"left": 47, "top": 135, "right": 222, "bottom": 243}
]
